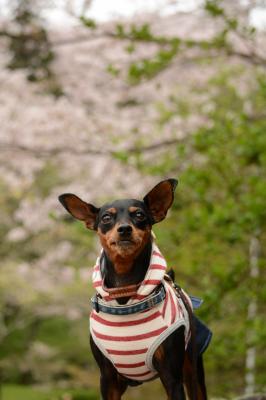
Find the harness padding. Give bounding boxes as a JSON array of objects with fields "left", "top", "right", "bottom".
[{"left": 90, "top": 244, "right": 192, "bottom": 381}]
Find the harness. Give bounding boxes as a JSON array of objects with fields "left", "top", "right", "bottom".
[{"left": 90, "top": 244, "right": 193, "bottom": 382}]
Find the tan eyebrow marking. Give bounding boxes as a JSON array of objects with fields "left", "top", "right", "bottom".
[
  {"left": 106, "top": 207, "right": 117, "bottom": 214},
  {"left": 129, "top": 206, "right": 141, "bottom": 213}
]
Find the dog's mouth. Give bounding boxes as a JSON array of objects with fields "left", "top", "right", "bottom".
[
  {"left": 111, "top": 239, "right": 135, "bottom": 247},
  {"left": 117, "top": 239, "right": 134, "bottom": 246}
]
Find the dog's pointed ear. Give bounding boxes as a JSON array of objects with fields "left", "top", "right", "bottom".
[
  {"left": 143, "top": 179, "right": 178, "bottom": 224},
  {"left": 58, "top": 193, "right": 99, "bottom": 230}
]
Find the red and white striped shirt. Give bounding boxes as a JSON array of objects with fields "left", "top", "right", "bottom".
[{"left": 90, "top": 243, "right": 191, "bottom": 382}]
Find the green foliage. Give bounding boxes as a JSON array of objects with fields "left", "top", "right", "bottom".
[
  {"left": 128, "top": 23, "right": 154, "bottom": 41},
  {"left": 204, "top": 0, "right": 225, "bottom": 17},
  {"left": 31, "top": 162, "right": 65, "bottom": 199},
  {"left": 112, "top": 150, "right": 129, "bottom": 163},
  {"left": 156, "top": 96, "right": 190, "bottom": 126},
  {"left": 128, "top": 44, "right": 179, "bottom": 84},
  {"left": 131, "top": 67, "right": 266, "bottom": 396},
  {"left": 0, "top": 180, "right": 20, "bottom": 230},
  {"left": 5, "top": 0, "right": 63, "bottom": 96},
  {"left": 115, "top": 23, "right": 162, "bottom": 42},
  {"left": 104, "top": 0, "right": 262, "bottom": 87},
  {"left": 0, "top": 161, "right": 98, "bottom": 388},
  {"left": 2, "top": 384, "right": 98, "bottom": 400},
  {"left": 124, "top": 43, "right": 136, "bottom": 54},
  {"left": 79, "top": 16, "right": 97, "bottom": 29},
  {"left": 106, "top": 63, "right": 120, "bottom": 77},
  {"left": 8, "top": 4, "right": 54, "bottom": 81}
]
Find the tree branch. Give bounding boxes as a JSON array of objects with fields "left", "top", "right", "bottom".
[
  {"left": 0, "top": 137, "right": 185, "bottom": 158},
  {"left": 52, "top": 29, "right": 266, "bottom": 67},
  {"left": 0, "top": 142, "right": 109, "bottom": 157}
]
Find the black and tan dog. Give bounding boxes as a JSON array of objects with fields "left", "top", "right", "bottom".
[{"left": 59, "top": 179, "right": 211, "bottom": 400}]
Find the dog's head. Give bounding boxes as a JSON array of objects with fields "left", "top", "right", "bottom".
[{"left": 59, "top": 179, "right": 177, "bottom": 264}]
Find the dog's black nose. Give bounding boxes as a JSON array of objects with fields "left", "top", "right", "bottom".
[{"left": 117, "top": 224, "right": 133, "bottom": 236}]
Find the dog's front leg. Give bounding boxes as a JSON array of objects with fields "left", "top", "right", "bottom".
[
  {"left": 153, "top": 327, "right": 186, "bottom": 400},
  {"left": 183, "top": 353, "right": 207, "bottom": 400},
  {"left": 90, "top": 336, "right": 128, "bottom": 400}
]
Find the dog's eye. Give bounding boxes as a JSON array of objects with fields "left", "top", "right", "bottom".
[
  {"left": 135, "top": 211, "right": 145, "bottom": 221},
  {"left": 101, "top": 214, "right": 113, "bottom": 224}
]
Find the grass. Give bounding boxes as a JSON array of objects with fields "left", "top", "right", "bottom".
[{"left": 1, "top": 384, "right": 97, "bottom": 400}]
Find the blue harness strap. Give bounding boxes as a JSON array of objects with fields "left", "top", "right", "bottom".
[
  {"left": 91, "top": 285, "right": 203, "bottom": 315},
  {"left": 91, "top": 284, "right": 166, "bottom": 315}
]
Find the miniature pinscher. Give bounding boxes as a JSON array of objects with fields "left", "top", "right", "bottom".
[{"left": 59, "top": 179, "right": 208, "bottom": 400}]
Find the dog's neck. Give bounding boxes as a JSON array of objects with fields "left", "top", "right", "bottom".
[{"left": 101, "top": 240, "right": 152, "bottom": 304}]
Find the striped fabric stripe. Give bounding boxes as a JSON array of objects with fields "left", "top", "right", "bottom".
[
  {"left": 92, "top": 326, "right": 167, "bottom": 342},
  {"left": 152, "top": 250, "right": 164, "bottom": 258},
  {"left": 107, "top": 348, "right": 148, "bottom": 355},
  {"left": 115, "top": 361, "right": 145, "bottom": 368},
  {"left": 122, "top": 371, "right": 151, "bottom": 378},
  {"left": 91, "top": 310, "right": 161, "bottom": 327},
  {"left": 93, "top": 280, "right": 102, "bottom": 288},
  {"left": 149, "top": 264, "right": 166, "bottom": 270},
  {"left": 142, "top": 279, "right": 162, "bottom": 285}
]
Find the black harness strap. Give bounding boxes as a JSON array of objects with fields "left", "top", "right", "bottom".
[
  {"left": 174, "top": 284, "right": 198, "bottom": 400},
  {"left": 164, "top": 273, "right": 198, "bottom": 400}
]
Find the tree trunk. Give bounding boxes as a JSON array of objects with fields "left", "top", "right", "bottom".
[{"left": 245, "top": 234, "right": 260, "bottom": 395}]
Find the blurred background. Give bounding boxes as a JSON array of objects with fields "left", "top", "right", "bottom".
[{"left": 0, "top": 0, "right": 266, "bottom": 399}]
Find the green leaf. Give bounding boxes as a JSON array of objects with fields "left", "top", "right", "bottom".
[{"left": 79, "top": 16, "right": 97, "bottom": 29}]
